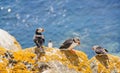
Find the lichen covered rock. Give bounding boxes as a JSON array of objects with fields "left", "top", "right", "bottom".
[
  {"left": 24, "top": 47, "right": 92, "bottom": 73},
  {"left": 0, "top": 47, "right": 37, "bottom": 73},
  {"left": 0, "top": 46, "right": 92, "bottom": 73},
  {"left": 89, "top": 54, "right": 120, "bottom": 73}
]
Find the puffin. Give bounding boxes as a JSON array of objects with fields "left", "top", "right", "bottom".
[
  {"left": 92, "top": 45, "right": 108, "bottom": 54},
  {"left": 48, "top": 40, "right": 53, "bottom": 48},
  {"left": 33, "top": 28, "right": 45, "bottom": 53},
  {"left": 59, "top": 37, "right": 80, "bottom": 53}
]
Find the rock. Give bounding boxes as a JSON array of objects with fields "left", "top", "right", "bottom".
[
  {"left": 1, "top": 44, "right": 120, "bottom": 73},
  {"left": 0, "top": 47, "right": 37, "bottom": 73},
  {"left": 36, "top": 62, "right": 51, "bottom": 72},
  {"left": 24, "top": 47, "right": 92, "bottom": 73},
  {"left": 0, "top": 29, "right": 21, "bottom": 51},
  {"left": 0, "top": 46, "right": 92, "bottom": 73},
  {"left": 36, "top": 61, "right": 80, "bottom": 73},
  {"left": 89, "top": 54, "right": 120, "bottom": 73},
  {"left": 0, "top": 48, "right": 9, "bottom": 73}
]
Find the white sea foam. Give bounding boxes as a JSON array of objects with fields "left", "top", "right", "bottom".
[
  {"left": 16, "top": 13, "right": 21, "bottom": 19},
  {"left": 50, "top": 6, "right": 54, "bottom": 13},
  {"left": 8, "top": 8, "right": 11, "bottom": 12}
]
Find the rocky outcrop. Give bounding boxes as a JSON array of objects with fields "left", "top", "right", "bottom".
[
  {"left": 0, "top": 29, "right": 21, "bottom": 51},
  {"left": 89, "top": 54, "right": 120, "bottom": 73},
  {"left": 0, "top": 46, "right": 92, "bottom": 73},
  {"left": 1, "top": 29, "right": 120, "bottom": 73},
  {"left": 25, "top": 47, "right": 92, "bottom": 73}
]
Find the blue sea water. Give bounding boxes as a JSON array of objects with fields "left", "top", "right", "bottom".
[{"left": 0, "top": 0, "right": 120, "bottom": 58}]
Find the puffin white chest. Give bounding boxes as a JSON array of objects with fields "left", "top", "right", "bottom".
[
  {"left": 67, "top": 42, "right": 78, "bottom": 50},
  {"left": 48, "top": 42, "right": 53, "bottom": 48}
]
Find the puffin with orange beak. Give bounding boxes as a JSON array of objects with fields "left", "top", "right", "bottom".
[
  {"left": 33, "top": 28, "right": 45, "bottom": 53},
  {"left": 59, "top": 37, "right": 80, "bottom": 53}
]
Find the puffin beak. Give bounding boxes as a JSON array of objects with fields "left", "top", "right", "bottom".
[
  {"left": 38, "top": 30, "right": 42, "bottom": 33},
  {"left": 78, "top": 42, "right": 80, "bottom": 45},
  {"left": 42, "top": 29, "right": 44, "bottom": 32},
  {"left": 38, "top": 29, "right": 44, "bottom": 33},
  {"left": 92, "top": 48, "right": 95, "bottom": 50}
]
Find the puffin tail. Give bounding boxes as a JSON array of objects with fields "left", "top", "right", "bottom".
[
  {"left": 104, "top": 49, "right": 108, "bottom": 52},
  {"left": 59, "top": 45, "right": 65, "bottom": 49},
  {"left": 59, "top": 46, "right": 63, "bottom": 49}
]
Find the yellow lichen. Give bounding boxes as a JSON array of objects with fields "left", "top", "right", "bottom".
[
  {"left": 0, "top": 63, "right": 8, "bottom": 73},
  {"left": 0, "top": 46, "right": 7, "bottom": 55},
  {"left": 13, "top": 50, "right": 36, "bottom": 64}
]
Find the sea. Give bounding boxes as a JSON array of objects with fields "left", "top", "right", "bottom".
[{"left": 0, "top": 0, "right": 120, "bottom": 58}]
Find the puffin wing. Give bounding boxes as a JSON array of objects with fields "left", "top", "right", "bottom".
[
  {"left": 59, "top": 39, "right": 73, "bottom": 49},
  {"left": 95, "top": 49, "right": 107, "bottom": 54}
]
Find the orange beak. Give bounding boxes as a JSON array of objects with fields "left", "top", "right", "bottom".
[
  {"left": 92, "top": 48, "right": 95, "bottom": 50},
  {"left": 42, "top": 29, "right": 44, "bottom": 32},
  {"left": 78, "top": 42, "right": 80, "bottom": 45}
]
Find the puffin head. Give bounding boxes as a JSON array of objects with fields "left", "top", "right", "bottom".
[
  {"left": 92, "top": 45, "right": 102, "bottom": 50},
  {"left": 36, "top": 28, "right": 44, "bottom": 33},
  {"left": 73, "top": 37, "right": 80, "bottom": 45}
]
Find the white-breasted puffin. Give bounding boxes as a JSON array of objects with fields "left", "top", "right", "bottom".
[
  {"left": 33, "top": 28, "right": 45, "bottom": 53},
  {"left": 92, "top": 45, "right": 108, "bottom": 54},
  {"left": 59, "top": 37, "right": 80, "bottom": 53},
  {"left": 48, "top": 40, "right": 53, "bottom": 48}
]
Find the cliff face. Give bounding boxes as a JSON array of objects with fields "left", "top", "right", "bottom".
[
  {"left": 0, "top": 29, "right": 22, "bottom": 51},
  {"left": 89, "top": 54, "right": 120, "bottom": 73}
]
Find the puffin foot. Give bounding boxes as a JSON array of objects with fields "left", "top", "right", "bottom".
[{"left": 70, "top": 49, "right": 76, "bottom": 54}]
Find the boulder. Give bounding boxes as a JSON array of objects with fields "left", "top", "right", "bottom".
[{"left": 0, "top": 29, "right": 21, "bottom": 51}]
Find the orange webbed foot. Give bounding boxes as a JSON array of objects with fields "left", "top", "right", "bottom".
[{"left": 70, "top": 49, "right": 76, "bottom": 54}]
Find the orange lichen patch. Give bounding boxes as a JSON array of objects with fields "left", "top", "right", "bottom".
[
  {"left": 13, "top": 50, "right": 36, "bottom": 64},
  {"left": 2, "top": 58, "right": 9, "bottom": 65},
  {"left": 89, "top": 54, "right": 120, "bottom": 73},
  {"left": 0, "top": 59, "right": 8, "bottom": 73},
  {"left": 115, "top": 60, "right": 120, "bottom": 72},
  {"left": 0, "top": 63, "right": 7, "bottom": 70},
  {"left": 0, "top": 46, "right": 7, "bottom": 55},
  {"left": 108, "top": 54, "right": 120, "bottom": 63}
]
